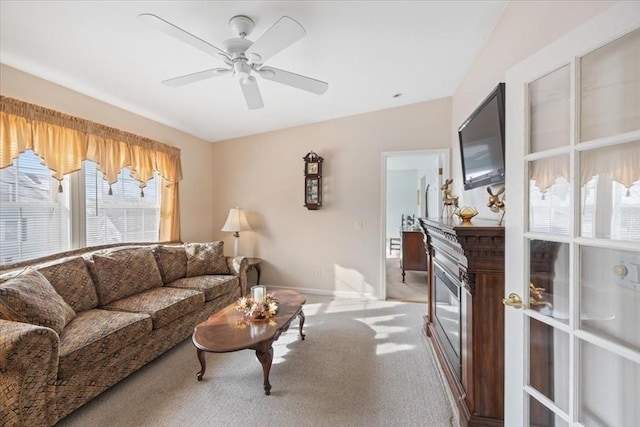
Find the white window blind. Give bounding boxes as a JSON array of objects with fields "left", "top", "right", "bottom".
[
  {"left": 0, "top": 151, "right": 70, "bottom": 264},
  {"left": 581, "top": 175, "right": 640, "bottom": 241},
  {"left": 529, "top": 176, "right": 571, "bottom": 235},
  {"left": 0, "top": 151, "right": 161, "bottom": 265},
  {"left": 84, "top": 161, "right": 160, "bottom": 246}
]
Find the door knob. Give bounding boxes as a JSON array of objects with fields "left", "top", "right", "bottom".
[{"left": 502, "top": 293, "right": 524, "bottom": 309}]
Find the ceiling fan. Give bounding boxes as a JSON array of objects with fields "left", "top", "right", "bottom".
[{"left": 138, "top": 13, "right": 329, "bottom": 109}]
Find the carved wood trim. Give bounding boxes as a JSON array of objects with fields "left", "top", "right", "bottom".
[{"left": 459, "top": 269, "right": 476, "bottom": 295}]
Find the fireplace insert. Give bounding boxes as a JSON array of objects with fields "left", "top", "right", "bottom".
[{"left": 433, "top": 259, "right": 462, "bottom": 380}]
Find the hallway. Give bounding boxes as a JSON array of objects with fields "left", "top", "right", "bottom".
[{"left": 385, "top": 254, "right": 428, "bottom": 303}]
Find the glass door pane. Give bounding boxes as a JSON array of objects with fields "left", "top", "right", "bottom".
[
  {"left": 530, "top": 65, "right": 571, "bottom": 153},
  {"left": 528, "top": 317, "right": 570, "bottom": 411},
  {"left": 581, "top": 28, "right": 640, "bottom": 142},
  {"left": 579, "top": 340, "right": 640, "bottom": 426},
  {"left": 529, "top": 156, "right": 571, "bottom": 235},
  {"left": 580, "top": 245, "right": 640, "bottom": 351},
  {"left": 529, "top": 395, "right": 570, "bottom": 427},
  {"left": 529, "top": 240, "right": 570, "bottom": 323},
  {"left": 580, "top": 140, "right": 640, "bottom": 241}
]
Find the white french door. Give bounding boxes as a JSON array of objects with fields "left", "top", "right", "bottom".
[{"left": 504, "top": 3, "right": 639, "bottom": 426}]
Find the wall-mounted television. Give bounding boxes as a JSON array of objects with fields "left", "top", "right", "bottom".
[{"left": 458, "top": 82, "right": 506, "bottom": 190}]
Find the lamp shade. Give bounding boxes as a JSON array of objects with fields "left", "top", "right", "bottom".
[{"left": 221, "top": 208, "right": 251, "bottom": 232}]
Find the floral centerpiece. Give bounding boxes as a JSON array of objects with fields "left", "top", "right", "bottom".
[{"left": 235, "top": 292, "right": 278, "bottom": 320}]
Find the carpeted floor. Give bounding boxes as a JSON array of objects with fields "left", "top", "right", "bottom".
[
  {"left": 386, "top": 256, "right": 428, "bottom": 303},
  {"left": 57, "top": 295, "right": 454, "bottom": 427}
]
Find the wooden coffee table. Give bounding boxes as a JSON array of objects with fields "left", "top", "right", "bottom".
[{"left": 192, "top": 289, "right": 306, "bottom": 395}]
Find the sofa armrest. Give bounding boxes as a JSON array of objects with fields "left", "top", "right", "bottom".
[
  {"left": 227, "top": 256, "right": 248, "bottom": 275},
  {"left": 0, "top": 319, "right": 60, "bottom": 427},
  {"left": 226, "top": 256, "right": 248, "bottom": 296}
]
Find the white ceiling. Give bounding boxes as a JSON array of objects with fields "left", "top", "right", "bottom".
[{"left": 0, "top": 1, "right": 507, "bottom": 143}]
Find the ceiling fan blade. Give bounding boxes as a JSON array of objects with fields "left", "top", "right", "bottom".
[
  {"left": 245, "top": 16, "right": 306, "bottom": 64},
  {"left": 162, "top": 68, "right": 232, "bottom": 87},
  {"left": 257, "top": 66, "right": 328, "bottom": 95},
  {"left": 239, "top": 76, "right": 264, "bottom": 110},
  {"left": 138, "top": 13, "right": 229, "bottom": 61}
]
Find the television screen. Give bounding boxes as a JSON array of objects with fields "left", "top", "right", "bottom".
[{"left": 458, "top": 83, "right": 505, "bottom": 190}]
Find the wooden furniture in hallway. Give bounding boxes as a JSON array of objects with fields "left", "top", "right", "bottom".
[{"left": 400, "top": 228, "right": 428, "bottom": 282}]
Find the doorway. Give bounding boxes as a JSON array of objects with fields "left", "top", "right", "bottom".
[{"left": 381, "top": 149, "right": 449, "bottom": 302}]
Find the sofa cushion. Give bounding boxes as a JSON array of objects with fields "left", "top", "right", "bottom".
[
  {"left": 185, "top": 242, "right": 229, "bottom": 277},
  {"left": 0, "top": 269, "right": 76, "bottom": 334},
  {"left": 57, "top": 308, "right": 152, "bottom": 378},
  {"left": 153, "top": 245, "right": 187, "bottom": 284},
  {"left": 92, "top": 247, "right": 164, "bottom": 305},
  {"left": 101, "top": 287, "right": 204, "bottom": 329},
  {"left": 167, "top": 275, "right": 239, "bottom": 302},
  {"left": 38, "top": 257, "right": 99, "bottom": 312}
]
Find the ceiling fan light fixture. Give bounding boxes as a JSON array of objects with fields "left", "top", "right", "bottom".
[{"left": 233, "top": 60, "right": 251, "bottom": 78}]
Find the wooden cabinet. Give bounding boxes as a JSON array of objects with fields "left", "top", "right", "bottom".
[
  {"left": 419, "top": 218, "right": 505, "bottom": 427},
  {"left": 400, "top": 229, "right": 428, "bottom": 282}
]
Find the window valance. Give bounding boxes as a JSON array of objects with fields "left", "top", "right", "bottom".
[
  {"left": 529, "top": 142, "right": 639, "bottom": 195},
  {"left": 0, "top": 96, "right": 183, "bottom": 190},
  {"left": 580, "top": 142, "right": 640, "bottom": 194}
]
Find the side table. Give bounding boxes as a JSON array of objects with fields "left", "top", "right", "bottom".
[{"left": 246, "top": 257, "right": 262, "bottom": 285}]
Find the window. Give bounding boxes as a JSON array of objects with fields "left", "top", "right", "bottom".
[
  {"left": 84, "top": 161, "right": 160, "bottom": 246},
  {"left": 0, "top": 151, "right": 68, "bottom": 264},
  {"left": 0, "top": 150, "right": 160, "bottom": 265}
]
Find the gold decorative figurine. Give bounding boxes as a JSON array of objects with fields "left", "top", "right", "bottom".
[
  {"left": 487, "top": 186, "right": 506, "bottom": 225},
  {"left": 441, "top": 178, "right": 459, "bottom": 218}
]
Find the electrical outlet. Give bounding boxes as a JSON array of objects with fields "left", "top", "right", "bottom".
[
  {"left": 315, "top": 268, "right": 322, "bottom": 278},
  {"left": 355, "top": 219, "right": 363, "bottom": 230}
]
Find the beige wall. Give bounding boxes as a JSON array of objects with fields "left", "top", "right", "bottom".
[
  {"left": 451, "top": 0, "right": 615, "bottom": 218},
  {"left": 0, "top": 64, "right": 216, "bottom": 242},
  {"left": 211, "top": 98, "right": 451, "bottom": 298}
]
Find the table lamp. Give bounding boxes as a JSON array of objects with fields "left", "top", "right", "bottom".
[{"left": 221, "top": 207, "right": 251, "bottom": 256}]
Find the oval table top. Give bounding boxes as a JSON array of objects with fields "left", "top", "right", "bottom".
[{"left": 192, "top": 289, "right": 306, "bottom": 353}]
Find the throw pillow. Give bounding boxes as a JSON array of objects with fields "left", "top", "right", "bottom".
[
  {"left": 153, "top": 245, "right": 187, "bottom": 283},
  {"left": 0, "top": 268, "right": 76, "bottom": 334},
  {"left": 39, "top": 257, "right": 99, "bottom": 312},
  {"left": 92, "top": 247, "right": 164, "bottom": 305},
  {"left": 185, "top": 242, "right": 229, "bottom": 277}
]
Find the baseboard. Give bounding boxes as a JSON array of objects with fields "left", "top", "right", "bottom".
[{"left": 267, "top": 284, "right": 378, "bottom": 300}]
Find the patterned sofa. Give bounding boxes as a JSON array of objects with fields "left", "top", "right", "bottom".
[{"left": 0, "top": 241, "right": 248, "bottom": 427}]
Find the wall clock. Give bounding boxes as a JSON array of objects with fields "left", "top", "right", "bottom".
[{"left": 303, "top": 151, "right": 323, "bottom": 210}]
